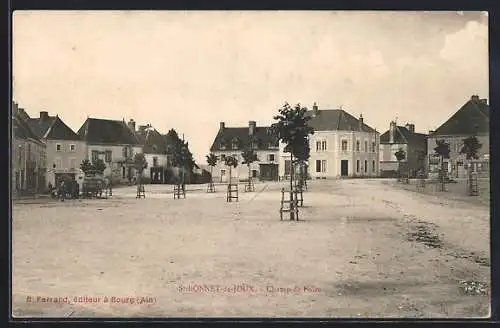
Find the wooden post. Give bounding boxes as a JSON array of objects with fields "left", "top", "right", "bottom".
[{"left": 280, "top": 188, "right": 299, "bottom": 221}]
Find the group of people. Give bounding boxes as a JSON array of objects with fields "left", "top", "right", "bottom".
[{"left": 48, "top": 179, "right": 79, "bottom": 201}]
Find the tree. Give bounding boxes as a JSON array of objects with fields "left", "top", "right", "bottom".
[
  {"left": 224, "top": 155, "right": 238, "bottom": 185},
  {"left": 394, "top": 148, "right": 406, "bottom": 181},
  {"left": 433, "top": 139, "right": 451, "bottom": 191},
  {"left": 133, "top": 153, "right": 148, "bottom": 185},
  {"left": 460, "top": 135, "right": 482, "bottom": 161},
  {"left": 241, "top": 148, "right": 259, "bottom": 184},
  {"left": 206, "top": 153, "right": 218, "bottom": 186},
  {"left": 92, "top": 159, "right": 106, "bottom": 175},
  {"left": 293, "top": 136, "right": 311, "bottom": 185},
  {"left": 80, "top": 159, "right": 93, "bottom": 175},
  {"left": 460, "top": 135, "right": 482, "bottom": 194},
  {"left": 169, "top": 130, "right": 196, "bottom": 185},
  {"left": 271, "top": 102, "right": 315, "bottom": 220}
]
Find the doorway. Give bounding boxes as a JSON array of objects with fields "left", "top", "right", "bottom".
[{"left": 341, "top": 160, "right": 349, "bottom": 177}]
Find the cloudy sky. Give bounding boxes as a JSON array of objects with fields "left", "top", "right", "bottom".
[{"left": 13, "top": 11, "right": 488, "bottom": 162}]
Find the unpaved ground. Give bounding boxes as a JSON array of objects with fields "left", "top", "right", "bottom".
[{"left": 12, "top": 179, "right": 490, "bottom": 318}]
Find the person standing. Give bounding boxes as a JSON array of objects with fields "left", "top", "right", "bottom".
[{"left": 59, "top": 179, "right": 66, "bottom": 202}]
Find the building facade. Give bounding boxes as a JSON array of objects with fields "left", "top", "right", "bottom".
[
  {"left": 379, "top": 121, "right": 427, "bottom": 177},
  {"left": 209, "top": 121, "right": 280, "bottom": 182},
  {"left": 12, "top": 109, "right": 47, "bottom": 195},
  {"left": 427, "top": 95, "right": 489, "bottom": 179},
  {"left": 278, "top": 103, "right": 380, "bottom": 179},
  {"left": 129, "top": 120, "right": 171, "bottom": 183},
  {"left": 78, "top": 118, "right": 143, "bottom": 183},
  {"left": 23, "top": 110, "right": 86, "bottom": 187}
]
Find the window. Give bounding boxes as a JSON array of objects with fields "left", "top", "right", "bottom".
[
  {"left": 316, "top": 141, "right": 321, "bottom": 152},
  {"left": 69, "top": 158, "right": 76, "bottom": 169},
  {"left": 356, "top": 141, "right": 360, "bottom": 151},
  {"left": 315, "top": 160, "right": 327, "bottom": 173},
  {"left": 372, "top": 142, "right": 376, "bottom": 153},
  {"left": 70, "top": 144, "right": 75, "bottom": 152},
  {"left": 356, "top": 160, "right": 360, "bottom": 172},
  {"left": 221, "top": 169, "right": 226, "bottom": 176},
  {"left": 221, "top": 154, "right": 226, "bottom": 161},
  {"left": 322, "top": 141, "right": 327, "bottom": 151},
  {"left": 268, "top": 154, "right": 275, "bottom": 162},
  {"left": 252, "top": 170, "right": 258, "bottom": 178},
  {"left": 91, "top": 150, "right": 99, "bottom": 162},
  {"left": 153, "top": 157, "right": 158, "bottom": 167},
  {"left": 122, "top": 147, "right": 128, "bottom": 158},
  {"left": 372, "top": 160, "right": 376, "bottom": 172},
  {"left": 341, "top": 140, "right": 348, "bottom": 151},
  {"left": 56, "top": 144, "right": 61, "bottom": 152},
  {"left": 55, "top": 158, "right": 62, "bottom": 169},
  {"left": 122, "top": 166, "right": 126, "bottom": 178},
  {"left": 105, "top": 150, "right": 112, "bottom": 163},
  {"left": 364, "top": 141, "right": 368, "bottom": 152},
  {"left": 364, "top": 160, "right": 367, "bottom": 173}
]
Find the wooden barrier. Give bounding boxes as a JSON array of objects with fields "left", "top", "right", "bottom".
[
  {"left": 280, "top": 188, "right": 299, "bottom": 220},
  {"left": 174, "top": 184, "right": 186, "bottom": 199},
  {"left": 227, "top": 183, "right": 239, "bottom": 202},
  {"left": 136, "top": 185, "right": 145, "bottom": 199}
]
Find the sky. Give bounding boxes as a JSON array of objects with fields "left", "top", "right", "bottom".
[{"left": 13, "top": 11, "right": 489, "bottom": 163}]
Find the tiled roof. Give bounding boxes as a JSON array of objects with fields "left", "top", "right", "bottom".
[
  {"left": 135, "top": 127, "right": 168, "bottom": 154},
  {"left": 77, "top": 118, "right": 141, "bottom": 145},
  {"left": 12, "top": 114, "right": 44, "bottom": 145},
  {"left": 380, "top": 126, "right": 427, "bottom": 145},
  {"left": 27, "top": 116, "right": 81, "bottom": 141},
  {"left": 305, "top": 109, "right": 377, "bottom": 133},
  {"left": 431, "top": 97, "right": 489, "bottom": 136},
  {"left": 209, "top": 125, "right": 279, "bottom": 152}
]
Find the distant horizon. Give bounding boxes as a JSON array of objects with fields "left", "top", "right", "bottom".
[{"left": 13, "top": 11, "right": 488, "bottom": 162}]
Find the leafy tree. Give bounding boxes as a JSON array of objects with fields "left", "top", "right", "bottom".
[
  {"left": 433, "top": 139, "right": 451, "bottom": 190},
  {"left": 271, "top": 102, "right": 315, "bottom": 220},
  {"left": 133, "top": 153, "right": 148, "bottom": 185},
  {"left": 460, "top": 135, "right": 482, "bottom": 160},
  {"left": 206, "top": 153, "right": 218, "bottom": 184},
  {"left": 224, "top": 155, "right": 238, "bottom": 185},
  {"left": 168, "top": 130, "right": 196, "bottom": 184},
  {"left": 80, "top": 159, "right": 93, "bottom": 175},
  {"left": 460, "top": 135, "right": 482, "bottom": 193},
  {"left": 241, "top": 148, "right": 259, "bottom": 183},
  {"left": 92, "top": 159, "right": 106, "bottom": 175},
  {"left": 293, "top": 136, "right": 311, "bottom": 184},
  {"left": 394, "top": 148, "right": 406, "bottom": 181}
]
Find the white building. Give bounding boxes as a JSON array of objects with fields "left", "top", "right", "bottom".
[
  {"left": 209, "top": 121, "right": 280, "bottom": 183},
  {"left": 77, "top": 118, "right": 143, "bottom": 183},
  {"left": 279, "top": 103, "right": 380, "bottom": 179}
]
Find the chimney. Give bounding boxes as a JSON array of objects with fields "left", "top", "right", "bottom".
[
  {"left": 405, "top": 123, "right": 415, "bottom": 133},
  {"left": 312, "top": 102, "right": 318, "bottom": 117},
  {"left": 220, "top": 122, "right": 225, "bottom": 130},
  {"left": 471, "top": 95, "right": 480, "bottom": 102},
  {"left": 40, "top": 111, "right": 49, "bottom": 121},
  {"left": 127, "top": 119, "right": 136, "bottom": 132},
  {"left": 389, "top": 121, "right": 396, "bottom": 143},
  {"left": 358, "top": 114, "right": 364, "bottom": 131},
  {"left": 249, "top": 121, "right": 256, "bottom": 135}
]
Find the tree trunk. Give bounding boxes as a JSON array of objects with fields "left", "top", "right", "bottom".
[{"left": 210, "top": 166, "right": 213, "bottom": 184}]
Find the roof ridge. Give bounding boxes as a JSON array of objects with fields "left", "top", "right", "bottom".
[{"left": 43, "top": 116, "right": 59, "bottom": 139}]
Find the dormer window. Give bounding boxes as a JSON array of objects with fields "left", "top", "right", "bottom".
[{"left": 231, "top": 137, "right": 240, "bottom": 150}]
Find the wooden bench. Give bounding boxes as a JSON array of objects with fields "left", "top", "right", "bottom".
[
  {"left": 416, "top": 178, "right": 426, "bottom": 192},
  {"left": 280, "top": 188, "right": 299, "bottom": 220},
  {"left": 227, "top": 183, "right": 239, "bottom": 202},
  {"left": 173, "top": 184, "right": 185, "bottom": 199},
  {"left": 467, "top": 173, "right": 479, "bottom": 196},
  {"left": 136, "top": 185, "right": 146, "bottom": 199}
]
